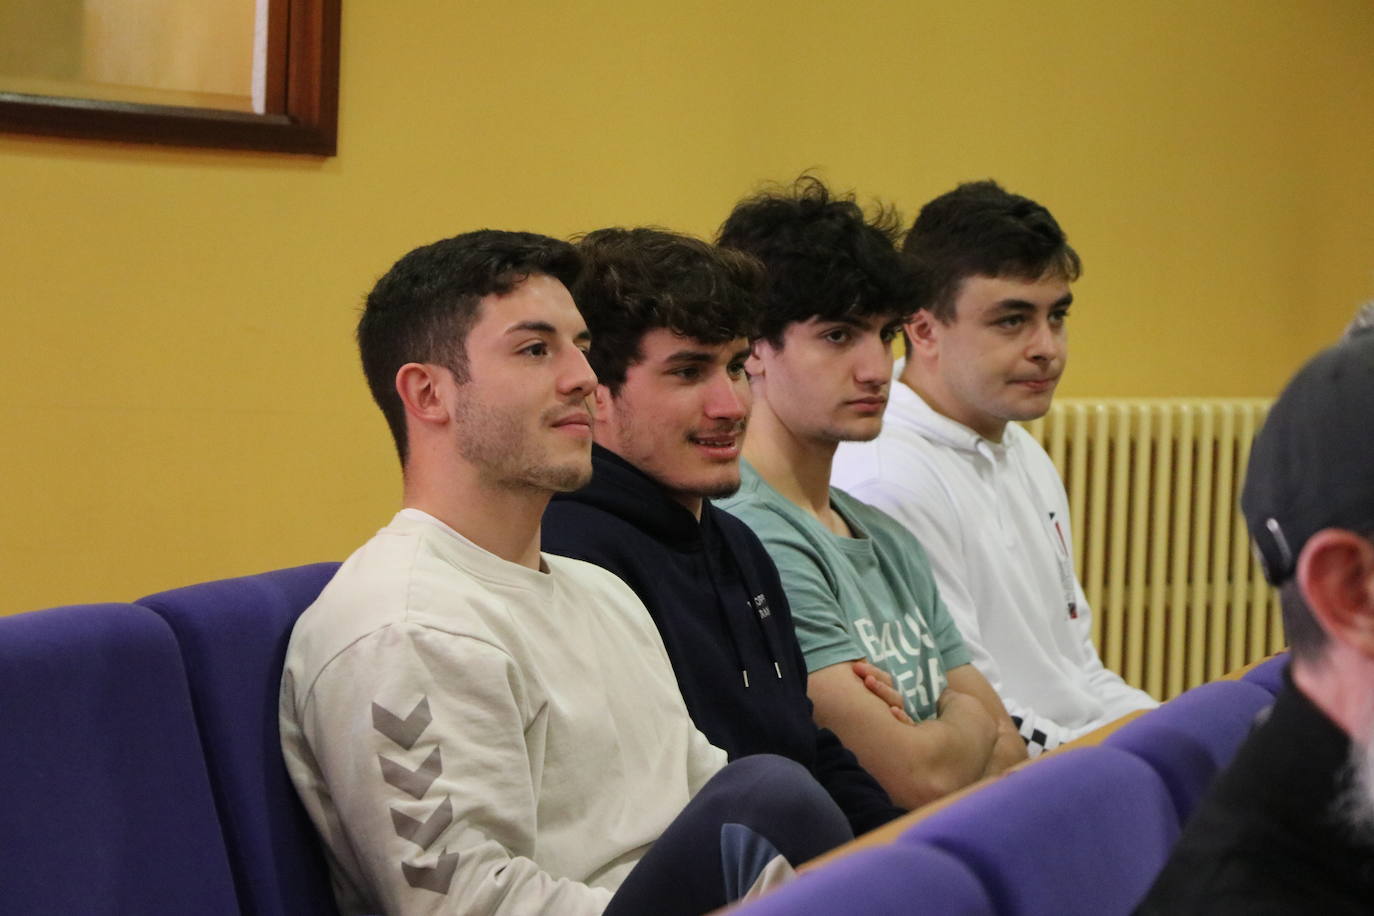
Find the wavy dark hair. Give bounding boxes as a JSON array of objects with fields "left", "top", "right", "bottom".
[
  {"left": 573, "top": 227, "right": 765, "bottom": 394},
  {"left": 357, "top": 229, "right": 581, "bottom": 465},
  {"left": 904, "top": 180, "right": 1081, "bottom": 322},
  {"left": 716, "top": 175, "right": 915, "bottom": 346}
]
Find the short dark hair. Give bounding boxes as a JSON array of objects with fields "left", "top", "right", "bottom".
[
  {"left": 716, "top": 176, "right": 916, "bottom": 346},
  {"left": 904, "top": 180, "right": 1081, "bottom": 322},
  {"left": 357, "top": 229, "right": 581, "bottom": 465},
  {"left": 573, "top": 227, "right": 765, "bottom": 395}
]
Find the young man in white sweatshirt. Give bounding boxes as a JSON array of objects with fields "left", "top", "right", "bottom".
[
  {"left": 279, "top": 230, "right": 849, "bottom": 916},
  {"left": 832, "top": 181, "right": 1156, "bottom": 755}
]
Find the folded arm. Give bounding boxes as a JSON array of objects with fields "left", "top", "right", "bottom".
[{"left": 807, "top": 659, "right": 999, "bottom": 809}]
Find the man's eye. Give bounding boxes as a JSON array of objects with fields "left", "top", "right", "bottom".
[
  {"left": 996, "top": 316, "right": 1024, "bottom": 329},
  {"left": 823, "top": 329, "right": 851, "bottom": 344},
  {"left": 727, "top": 361, "right": 747, "bottom": 378},
  {"left": 879, "top": 325, "right": 900, "bottom": 343},
  {"left": 672, "top": 367, "right": 701, "bottom": 381},
  {"left": 521, "top": 342, "right": 549, "bottom": 357},
  {"left": 1049, "top": 310, "right": 1070, "bottom": 326}
]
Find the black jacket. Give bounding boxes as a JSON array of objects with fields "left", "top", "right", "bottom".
[
  {"left": 544, "top": 445, "right": 903, "bottom": 836},
  {"left": 1136, "top": 671, "right": 1374, "bottom": 915}
]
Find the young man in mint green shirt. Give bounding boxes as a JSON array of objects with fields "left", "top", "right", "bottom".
[{"left": 717, "top": 178, "right": 1027, "bottom": 809}]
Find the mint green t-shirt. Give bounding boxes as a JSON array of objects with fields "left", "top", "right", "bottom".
[{"left": 718, "top": 462, "right": 971, "bottom": 722}]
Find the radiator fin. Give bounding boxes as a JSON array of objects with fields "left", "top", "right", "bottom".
[{"left": 1023, "top": 399, "right": 1281, "bottom": 700}]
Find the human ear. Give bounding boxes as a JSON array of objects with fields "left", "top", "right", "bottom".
[
  {"left": 745, "top": 340, "right": 769, "bottom": 378},
  {"left": 395, "top": 363, "right": 451, "bottom": 426},
  {"left": 1298, "top": 529, "right": 1374, "bottom": 661},
  {"left": 904, "top": 311, "right": 939, "bottom": 357},
  {"left": 591, "top": 384, "right": 616, "bottom": 432}
]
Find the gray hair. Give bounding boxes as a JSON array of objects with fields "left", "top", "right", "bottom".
[{"left": 1344, "top": 301, "right": 1374, "bottom": 340}]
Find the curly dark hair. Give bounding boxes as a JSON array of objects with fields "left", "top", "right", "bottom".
[
  {"left": 357, "top": 229, "right": 582, "bottom": 465},
  {"left": 715, "top": 176, "right": 916, "bottom": 346},
  {"left": 904, "top": 180, "right": 1081, "bottom": 322},
  {"left": 572, "top": 227, "right": 765, "bottom": 394}
]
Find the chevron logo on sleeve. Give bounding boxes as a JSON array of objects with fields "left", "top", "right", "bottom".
[
  {"left": 391, "top": 797, "right": 454, "bottom": 848},
  {"left": 378, "top": 746, "right": 443, "bottom": 799},
  {"left": 372, "top": 697, "right": 432, "bottom": 749},
  {"left": 402, "top": 851, "right": 460, "bottom": 894}
]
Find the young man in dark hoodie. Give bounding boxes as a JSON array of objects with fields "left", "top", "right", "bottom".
[{"left": 542, "top": 227, "right": 906, "bottom": 838}]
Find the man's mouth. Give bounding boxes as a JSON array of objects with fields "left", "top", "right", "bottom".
[
  {"left": 1012, "top": 377, "right": 1058, "bottom": 393},
  {"left": 689, "top": 427, "right": 744, "bottom": 457},
  {"left": 846, "top": 396, "right": 887, "bottom": 413},
  {"left": 551, "top": 412, "right": 593, "bottom": 435}
]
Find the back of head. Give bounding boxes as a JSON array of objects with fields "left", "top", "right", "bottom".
[
  {"left": 1242, "top": 333, "right": 1374, "bottom": 660},
  {"left": 573, "top": 227, "right": 765, "bottom": 394},
  {"left": 716, "top": 176, "right": 915, "bottom": 345},
  {"left": 357, "top": 229, "right": 581, "bottom": 465},
  {"left": 905, "top": 180, "right": 1081, "bottom": 322}
]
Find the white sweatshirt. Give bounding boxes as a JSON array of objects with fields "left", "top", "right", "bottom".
[
  {"left": 833, "top": 382, "right": 1157, "bottom": 753},
  {"left": 280, "top": 509, "right": 726, "bottom": 916}
]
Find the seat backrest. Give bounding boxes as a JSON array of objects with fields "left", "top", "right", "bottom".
[
  {"left": 902, "top": 746, "right": 1180, "bottom": 916},
  {"left": 138, "top": 562, "right": 342, "bottom": 916},
  {"left": 1105, "top": 678, "right": 1273, "bottom": 820},
  {"left": 0, "top": 603, "right": 240, "bottom": 915},
  {"left": 731, "top": 842, "right": 993, "bottom": 915},
  {"left": 1240, "top": 652, "right": 1289, "bottom": 696}
]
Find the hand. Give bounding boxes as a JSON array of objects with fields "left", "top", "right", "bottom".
[{"left": 852, "top": 659, "right": 914, "bottom": 724}]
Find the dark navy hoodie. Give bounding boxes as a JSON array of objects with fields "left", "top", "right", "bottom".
[{"left": 544, "top": 444, "right": 903, "bottom": 836}]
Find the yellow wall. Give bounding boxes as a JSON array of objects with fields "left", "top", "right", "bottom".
[{"left": 3, "top": 0, "right": 1373, "bottom": 614}]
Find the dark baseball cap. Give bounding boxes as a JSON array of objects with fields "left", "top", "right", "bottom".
[{"left": 1242, "top": 333, "right": 1374, "bottom": 584}]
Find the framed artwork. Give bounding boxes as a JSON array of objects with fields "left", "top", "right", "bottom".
[{"left": 0, "top": 0, "right": 340, "bottom": 155}]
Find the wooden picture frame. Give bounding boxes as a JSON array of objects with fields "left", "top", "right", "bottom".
[{"left": 0, "top": 0, "right": 340, "bottom": 156}]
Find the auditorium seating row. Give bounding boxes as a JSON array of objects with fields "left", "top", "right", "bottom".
[
  {"left": 0, "top": 563, "right": 1289, "bottom": 915},
  {"left": 0, "top": 563, "right": 343, "bottom": 916},
  {"left": 733, "top": 651, "right": 1290, "bottom": 915}
]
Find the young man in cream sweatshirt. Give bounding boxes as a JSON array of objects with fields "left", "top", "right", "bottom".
[{"left": 280, "top": 230, "right": 849, "bottom": 916}]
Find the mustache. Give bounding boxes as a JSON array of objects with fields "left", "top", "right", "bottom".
[{"left": 689, "top": 420, "right": 747, "bottom": 438}]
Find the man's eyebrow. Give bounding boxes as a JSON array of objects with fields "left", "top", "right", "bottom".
[
  {"left": 663, "top": 349, "right": 718, "bottom": 364},
  {"left": 506, "top": 320, "right": 556, "bottom": 334},
  {"left": 728, "top": 345, "right": 753, "bottom": 362},
  {"left": 991, "top": 292, "right": 1074, "bottom": 312},
  {"left": 505, "top": 321, "right": 592, "bottom": 342}
]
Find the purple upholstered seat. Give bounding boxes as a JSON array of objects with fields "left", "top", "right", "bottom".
[
  {"left": 1104, "top": 678, "right": 1273, "bottom": 820},
  {"left": 730, "top": 842, "right": 993, "bottom": 915},
  {"left": 1240, "top": 651, "right": 1289, "bottom": 696},
  {"left": 901, "top": 746, "right": 1180, "bottom": 916},
  {"left": 138, "top": 563, "right": 342, "bottom": 916},
  {"left": 0, "top": 603, "right": 240, "bottom": 915}
]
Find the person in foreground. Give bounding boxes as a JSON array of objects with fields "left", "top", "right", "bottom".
[
  {"left": 1137, "top": 334, "right": 1374, "bottom": 914},
  {"left": 543, "top": 227, "right": 905, "bottom": 839},
  {"left": 279, "top": 230, "right": 850, "bottom": 916},
  {"left": 832, "top": 180, "right": 1156, "bottom": 755},
  {"left": 716, "top": 178, "right": 1027, "bottom": 810}
]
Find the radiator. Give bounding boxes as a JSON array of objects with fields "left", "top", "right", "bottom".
[{"left": 1021, "top": 399, "right": 1281, "bottom": 700}]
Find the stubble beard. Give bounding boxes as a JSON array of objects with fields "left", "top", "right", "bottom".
[{"left": 454, "top": 397, "right": 592, "bottom": 495}]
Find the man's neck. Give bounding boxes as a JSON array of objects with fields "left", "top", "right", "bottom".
[
  {"left": 1292, "top": 650, "right": 1374, "bottom": 747},
  {"left": 403, "top": 465, "right": 548, "bottom": 570},
  {"left": 742, "top": 400, "right": 838, "bottom": 521},
  {"left": 899, "top": 361, "right": 1008, "bottom": 443}
]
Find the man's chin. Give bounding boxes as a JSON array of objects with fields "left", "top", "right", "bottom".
[
  {"left": 666, "top": 473, "right": 742, "bottom": 502},
  {"left": 545, "top": 460, "right": 594, "bottom": 493}
]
